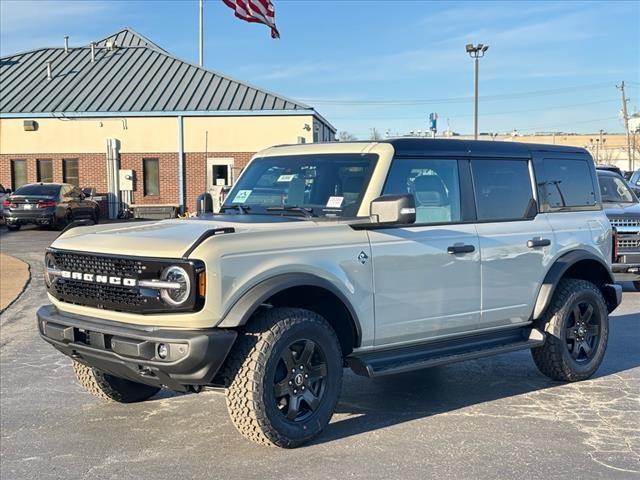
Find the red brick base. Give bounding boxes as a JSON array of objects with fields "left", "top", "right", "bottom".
[{"left": 0, "top": 152, "right": 254, "bottom": 213}]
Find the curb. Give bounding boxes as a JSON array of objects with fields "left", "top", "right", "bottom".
[{"left": 0, "top": 255, "right": 32, "bottom": 315}]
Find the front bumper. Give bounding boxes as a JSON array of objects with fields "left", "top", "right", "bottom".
[
  {"left": 612, "top": 252, "right": 640, "bottom": 282},
  {"left": 5, "top": 208, "right": 56, "bottom": 225},
  {"left": 37, "top": 305, "right": 237, "bottom": 391}
]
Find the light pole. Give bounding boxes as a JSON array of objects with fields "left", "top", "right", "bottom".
[{"left": 466, "top": 43, "right": 489, "bottom": 140}]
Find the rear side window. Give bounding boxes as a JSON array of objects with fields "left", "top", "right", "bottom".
[
  {"left": 541, "top": 159, "right": 596, "bottom": 209},
  {"left": 471, "top": 159, "right": 534, "bottom": 221}
]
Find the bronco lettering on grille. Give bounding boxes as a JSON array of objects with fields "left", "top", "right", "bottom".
[{"left": 60, "top": 270, "right": 137, "bottom": 287}]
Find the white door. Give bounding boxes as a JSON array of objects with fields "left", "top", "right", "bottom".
[
  {"left": 206, "top": 158, "right": 235, "bottom": 212},
  {"left": 368, "top": 157, "right": 481, "bottom": 346}
]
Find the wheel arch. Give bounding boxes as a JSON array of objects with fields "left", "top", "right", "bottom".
[
  {"left": 218, "top": 273, "right": 362, "bottom": 355},
  {"left": 533, "top": 249, "right": 618, "bottom": 320}
]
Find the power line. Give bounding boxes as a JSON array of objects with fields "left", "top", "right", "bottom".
[
  {"left": 300, "top": 82, "right": 613, "bottom": 106},
  {"left": 329, "top": 99, "right": 618, "bottom": 121}
]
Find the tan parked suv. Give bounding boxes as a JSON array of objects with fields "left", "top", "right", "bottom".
[{"left": 38, "top": 139, "right": 621, "bottom": 447}]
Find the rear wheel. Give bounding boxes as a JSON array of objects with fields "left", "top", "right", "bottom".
[
  {"left": 57, "top": 210, "right": 72, "bottom": 231},
  {"left": 6, "top": 224, "right": 20, "bottom": 231},
  {"left": 225, "top": 308, "right": 343, "bottom": 448},
  {"left": 531, "top": 279, "right": 608, "bottom": 382},
  {"left": 633, "top": 281, "right": 640, "bottom": 291},
  {"left": 72, "top": 361, "right": 160, "bottom": 403},
  {"left": 92, "top": 209, "right": 100, "bottom": 224}
]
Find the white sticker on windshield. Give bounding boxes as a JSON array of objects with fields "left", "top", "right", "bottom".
[
  {"left": 326, "top": 196, "right": 344, "bottom": 208},
  {"left": 277, "top": 174, "right": 296, "bottom": 183},
  {"left": 233, "top": 190, "right": 252, "bottom": 204}
]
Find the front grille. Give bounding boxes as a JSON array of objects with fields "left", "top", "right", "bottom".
[
  {"left": 47, "top": 249, "right": 203, "bottom": 314},
  {"left": 53, "top": 280, "right": 145, "bottom": 309},
  {"left": 617, "top": 237, "right": 640, "bottom": 251},
  {"left": 610, "top": 217, "right": 640, "bottom": 228},
  {"left": 52, "top": 251, "right": 145, "bottom": 276}
]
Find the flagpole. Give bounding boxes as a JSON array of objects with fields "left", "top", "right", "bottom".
[{"left": 199, "top": 0, "right": 204, "bottom": 66}]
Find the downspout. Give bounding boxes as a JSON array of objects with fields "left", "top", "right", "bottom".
[{"left": 177, "top": 115, "right": 185, "bottom": 214}]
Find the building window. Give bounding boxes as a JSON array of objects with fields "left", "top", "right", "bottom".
[
  {"left": 143, "top": 158, "right": 160, "bottom": 196},
  {"left": 37, "top": 159, "right": 53, "bottom": 183},
  {"left": 11, "top": 160, "right": 28, "bottom": 191},
  {"left": 62, "top": 159, "right": 79, "bottom": 187}
]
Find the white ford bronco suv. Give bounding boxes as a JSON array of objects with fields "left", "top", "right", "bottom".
[{"left": 38, "top": 139, "right": 622, "bottom": 448}]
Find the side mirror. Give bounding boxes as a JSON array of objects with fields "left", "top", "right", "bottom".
[
  {"left": 197, "top": 192, "right": 214, "bottom": 215},
  {"left": 5, "top": 189, "right": 11, "bottom": 195},
  {"left": 370, "top": 194, "right": 416, "bottom": 225},
  {"left": 82, "top": 187, "right": 96, "bottom": 198}
]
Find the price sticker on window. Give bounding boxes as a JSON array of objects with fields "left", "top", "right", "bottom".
[{"left": 326, "top": 196, "right": 344, "bottom": 208}]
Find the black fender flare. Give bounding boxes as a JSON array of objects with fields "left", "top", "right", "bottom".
[
  {"left": 217, "top": 273, "right": 362, "bottom": 347},
  {"left": 532, "top": 249, "right": 616, "bottom": 320}
]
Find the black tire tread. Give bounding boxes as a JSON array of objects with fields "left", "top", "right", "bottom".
[
  {"left": 531, "top": 279, "right": 607, "bottom": 382},
  {"left": 72, "top": 361, "right": 160, "bottom": 403},
  {"left": 224, "top": 308, "right": 342, "bottom": 448}
]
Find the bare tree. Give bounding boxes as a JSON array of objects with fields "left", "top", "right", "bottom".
[
  {"left": 369, "top": 128, "right": 382, "bottom": 141},
  {"left": 337, "top": 131, "right": 357, "bottom": 142}
]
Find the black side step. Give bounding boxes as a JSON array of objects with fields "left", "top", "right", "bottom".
[{"left": 347, "top": 328, "right": 545, "bottom": 378}]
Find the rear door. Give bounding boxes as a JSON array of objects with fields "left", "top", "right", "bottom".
[
  {"left": 470, "top": 158, "right": 554, "bottom": 326},
  {"left": 368, "top": 157, "right": 482, "bottom": 346}
]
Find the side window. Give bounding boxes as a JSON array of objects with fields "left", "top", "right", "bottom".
[
  {"left": 541, "top": 158, "right": 596, "bottom": 209},
  {"left": 471, "top": 159, "right": 534, "bottom": 221},
  {"left": 62, "top": 159, "right": 79, "bottom": 187},
  {"left": 143, "top": 158, "right": 160, "bottom": 196},
  {"left": 383, "top": 158, "right": 461, "bottom": 224},
  {"left": 11, "top": 159, "right": 27, "bottom": 191}
]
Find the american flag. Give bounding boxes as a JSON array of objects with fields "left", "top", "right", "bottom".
[{"left": 223, "top": 0, "right": 280, "bottom": 38}]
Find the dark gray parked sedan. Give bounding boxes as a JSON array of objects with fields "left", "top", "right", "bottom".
[{"left": 2, "top": 183, "right": 99, "bottom": 231}]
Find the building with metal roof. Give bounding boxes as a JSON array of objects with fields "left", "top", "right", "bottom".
[{"left": 1, "top": 28, "right": 335, "bottom": 217}]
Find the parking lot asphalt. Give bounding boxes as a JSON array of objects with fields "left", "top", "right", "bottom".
[{"left": 1, "top": 225, "right": 638, "bottom": 480}]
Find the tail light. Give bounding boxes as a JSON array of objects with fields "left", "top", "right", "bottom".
[
  {"left": 612, "top": 227, "right": 618, "bottom": 261},
  {"left": 2, "top": 200, "right": 10, "bottom": 208},
  {"left": 37, "top": 200, "right": 57, "bottom": 208}
]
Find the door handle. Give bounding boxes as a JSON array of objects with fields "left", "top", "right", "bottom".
[
  {"left": 527, "top": 238, "right": 551, "bottom": 248},
  {"left": 447, "top": 244, "right": 475, "bottom": 255}
]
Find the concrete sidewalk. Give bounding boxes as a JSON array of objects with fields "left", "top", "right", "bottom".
[{"left": 0, "top": 253, "right": 30, "bottom": 312}]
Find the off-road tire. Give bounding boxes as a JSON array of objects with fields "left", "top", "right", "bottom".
[
  {"left": 633, "top": 281, "right": 640, "bottom": 291},
  {"left": 72, "top": 361, "right": 160, "bottom": 403},
  {"left": 531, "top": 279, "right": 608, "bottom": 382},
  {"left": 6, "top": 224, "right": 20, "bottom": 231},
  {"left": 224, "top": 308, "right": 343, "bottom": 448}
]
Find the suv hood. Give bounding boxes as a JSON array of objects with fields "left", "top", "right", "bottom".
[
  {"left": 50, "top": 215, "right": 311, "bottom": 258},
  {"left": 602, "top": 202, "right": 640, "bottom": 217}
]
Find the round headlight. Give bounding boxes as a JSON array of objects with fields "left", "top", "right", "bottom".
[
  {"left": 44, "top": 252, "right": 56, "bottom": 288},
  {"left": 160, "top": 266, "right": 191, "bottom": 306}
]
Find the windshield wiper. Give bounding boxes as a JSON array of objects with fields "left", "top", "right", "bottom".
[
  {"left": 220, "top": 204, "right": 250, "bottom": 214},
  {"left": 266, "top": 206, "right": 316, "bottom": 218}
]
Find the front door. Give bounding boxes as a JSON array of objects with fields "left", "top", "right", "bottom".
[
  {"left": 206, "top": 158, "right": 235, "bottom": 212},
  {"left": 368, "top": 157, "right": 481, "bottom": 346}
]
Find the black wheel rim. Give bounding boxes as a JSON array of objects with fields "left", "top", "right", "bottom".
[
  {"left": 272, "top": 339, "right": 328, "bottom": 422},
  {"left": 565, "top": 300, "right": 601, "bottom": 363}
]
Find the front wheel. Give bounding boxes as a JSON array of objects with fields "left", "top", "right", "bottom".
[
  {"left": 72, "top": 361, "right": 160, "bottom": 403},
  {"left": 225, "top": 308, "right": 343, "bottom": 448},
  {"left": 531, "top": 279, "right": 608, "bottom": 382}
]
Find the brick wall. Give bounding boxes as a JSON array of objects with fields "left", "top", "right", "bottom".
[{"left": 1, "top": 151, "right": 255, "bottom": 213}]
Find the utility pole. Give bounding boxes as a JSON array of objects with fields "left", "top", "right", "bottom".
[
  {"left": 617, "top": 81, "right": 633, "bottom": 170},
  {"left": 199, "top": 0, "right": 204, "bottom": 66}
]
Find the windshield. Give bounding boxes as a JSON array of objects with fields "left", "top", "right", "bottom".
[
  {"left": 13, "top": 184, "right": 61, "bottom": 197},
  {"left": 598, "top": 174, "right": 637, "bottom": 203},
  {"left": 222, "top": 154, "right": 377, "bottom": 217}
]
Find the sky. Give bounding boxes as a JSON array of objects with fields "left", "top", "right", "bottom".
[{"left": 1, "top": 0, "right": 639, "bottom": 138}]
